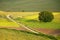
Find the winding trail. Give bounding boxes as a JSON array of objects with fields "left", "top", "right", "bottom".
[{"left": 6, "top": 15, "right": 39, "bottom": 34}]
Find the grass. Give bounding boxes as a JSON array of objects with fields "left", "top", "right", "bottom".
[
  {"left": 56, "top": 36, "right": 60, "bottom": 40},
  {"left": 0, "top": 11, "right": 60, "bottom": 29},
  {"left": 15, "top": 18, "right": 60, "bottom": 29},
  {"left": 0, "top": 11, "right": 60, "bottom": 40},
  {"left": 0, "top": 28, "right": 58, "bottom": 40},
  {"left": 0, "top": 18, "right": 19, "bottom": 27},
  {"left": 15, "top": 13, "right": 60, "bottom": 29},
  {"left": 0, "top": 11, "right": 39, "bottom": 27}
]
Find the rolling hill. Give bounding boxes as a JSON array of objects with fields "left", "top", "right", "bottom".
[{"left": 0, "top": 0, "right": 60, "bottom": 12}]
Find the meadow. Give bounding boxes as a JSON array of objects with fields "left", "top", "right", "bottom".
[
  {"left": 0, "top": 11, "right": 60, "bottom": 40},
  {"left": 0, "top": 0, "right": 60, "bottom": 40}
]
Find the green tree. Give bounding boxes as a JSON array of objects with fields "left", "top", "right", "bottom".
[{"left": 39, "top": 11, "right": 54, "bottom": 22}]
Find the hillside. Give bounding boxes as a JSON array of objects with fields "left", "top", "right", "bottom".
[
  {"left": 0, "top": 0, "right": 60, "bottom": 12},
  {"left": 0, "top": 28, "right": 52, "bottom": 40}
]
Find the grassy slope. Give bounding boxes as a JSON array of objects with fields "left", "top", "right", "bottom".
[
  {"left": 0, "top": 28, "right": 51, "bottom": 40},
  {"left": 0, "top": 11, "right": 19, "bottom": 27},
  {"left": 0, "top": 11, "right": 59, "bottom": 40},
  {"left": 0, "top": 0, "right": 60, "bottom": 11}
]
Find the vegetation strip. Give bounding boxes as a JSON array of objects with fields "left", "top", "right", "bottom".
[{"left": 0, "top": 28, "right": 57, "bottom": 40}]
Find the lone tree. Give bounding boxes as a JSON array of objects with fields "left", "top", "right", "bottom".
[{"left": 39, "top": 11, "right": 54, "bottom": 22}]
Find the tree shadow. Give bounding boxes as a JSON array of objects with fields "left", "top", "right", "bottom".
[{"left": 26, "top": 20, "right": 39, "bottom": 22}]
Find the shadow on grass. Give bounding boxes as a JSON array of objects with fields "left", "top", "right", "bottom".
[
  {"left": 0, "top": 28, "right": 57, "bottom": 40},
  {"left": 26, "top": 20, "right": 38, "bottom": 22}
]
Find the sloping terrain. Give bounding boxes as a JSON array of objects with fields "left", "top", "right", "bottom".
[
  {"left": 0, "top": 0, "right": 60, "bottom": 12},
  {"left": 0, "top": 11, "right": 60, "bottom": 40},
  {"left": 0, "top": 28, "right": 52, "bottom": 40}
]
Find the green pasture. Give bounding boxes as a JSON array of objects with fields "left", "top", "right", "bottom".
[{"left": 15, "top": 18, "right": 60, "bottom": 29}]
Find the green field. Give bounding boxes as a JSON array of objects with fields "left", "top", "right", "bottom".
[
  {"left": 0, "top": 0, "right": 60, "bottom": 40},
  {"left": 15, "top": 12, "right": 60, "bottom": 29},
  {"left": 15, "top": 18, "right": 60, "bottom": 29}
]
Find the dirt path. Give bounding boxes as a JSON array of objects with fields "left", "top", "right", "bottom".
[
  {"left": 6, "top": 15, "right": 39, "bottom": 34},
  {"left": 0, "top": 15, "right": 59, "bottom": 36}
]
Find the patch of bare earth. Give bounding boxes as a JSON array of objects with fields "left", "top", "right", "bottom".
[{"left": 34, "top": 28, "right": 60, "bottom": 35}]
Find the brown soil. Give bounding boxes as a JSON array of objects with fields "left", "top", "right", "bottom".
[{"left": 34, "top": 28, "right": 60, "bottom": 35}]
